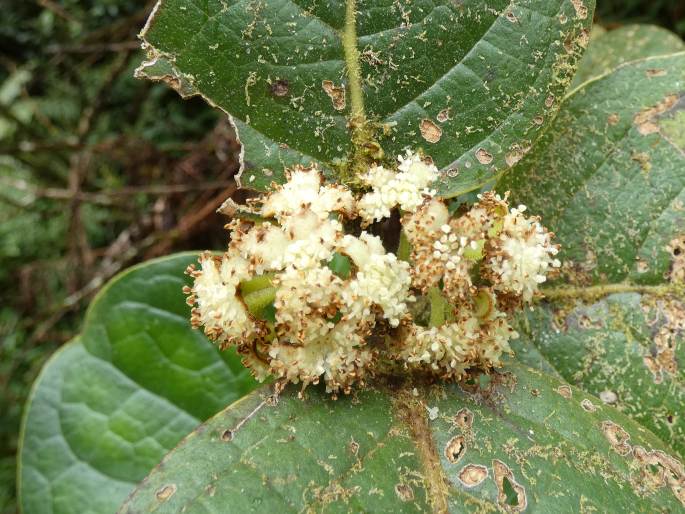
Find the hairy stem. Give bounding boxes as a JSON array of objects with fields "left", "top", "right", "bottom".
[
  {"left": 342, "top": 0, "right": 364, "bottom": 120},
  {"left": 540, "top": 282, "right": 682, "bottom": 302}
]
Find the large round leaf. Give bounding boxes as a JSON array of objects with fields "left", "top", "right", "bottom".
[
  {"left": 498, "top": 49, "right": 685, "bottom": 456},
  {"left": 18, "top": 254, "right": 258, "bottom": 514},
  {"left": 137, "top": 0, "right": 594, "bottom": 195},
  {"left": 120, "top": 363, "right": 685, "bottom": 513}
]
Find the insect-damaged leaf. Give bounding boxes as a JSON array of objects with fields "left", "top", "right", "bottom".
[
  {"left": 137, "top": 0, "right": 594, "bottom": 195},
  {"left": 499, "top": 50, "right": 685, "bottom": 457},
  {"left": 121, "top": 363, "right": 685, "bottom": 513},
  {"left": 18, "top": 255, "right": 258, "bottom": 514},
  {"left": 571, "top": 24, "right": 685, "bottom": 88}
]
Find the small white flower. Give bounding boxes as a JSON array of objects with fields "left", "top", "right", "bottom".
[
  {"left": 342, "top": 233, "right": 414, "bottom": 327},
  {"left": 486, "top": 205, "right": 561, "bottom": 302},
  {"left": 189, "top": 252, "right": 251, "bottom": 345},
  {"left": 261, "top": 166, "right": 355, "bottom": 221},
  {"left": 357, "top": 151, "right": 439, "bottom": 224}
]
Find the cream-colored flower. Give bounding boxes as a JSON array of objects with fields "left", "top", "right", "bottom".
[
  {"left": 261, "top": 166, "right": 355, "bottom": 221},
  {"left": 486, "top": 205, "right": 561, "bottom": 302},
  {"left": 188, "top": 155, "right": 561, "bottom": 396},
  {"left": 357, "top": 151, "right": 439, "bottom": 224},
  {"left": 188, "top": 252, "right": 252, "bottom": 345},
  {"left": 341, "top": 233, "right": 414, "bottom": 327},
  {"left": 398, "top": 316, "right": 478, "bottom": 379}
]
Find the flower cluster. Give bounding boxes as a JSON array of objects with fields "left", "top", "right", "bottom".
[{"left": 186, "top": 151, "right": 560, "bottom": 395}]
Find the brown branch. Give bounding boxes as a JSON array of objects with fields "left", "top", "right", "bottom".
[
  {"left": 1, "top": 177, "right": 238, "bottom": 206},
  {"left": 45, "top": 41, "right": 141, "bottom": 55}
]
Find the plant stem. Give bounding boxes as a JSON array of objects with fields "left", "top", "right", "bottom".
[
  {"left": 540, "top": 282, "right": 682, "bottom": 302},
  {"left": 428, "top": 287, "right": 447, "bottom": 327},
  {"left": 342, "top": 0, "right": 364, "bottom": 120},
  {"left": 397, "top": 230, "right": 411, "bottom": 262}
]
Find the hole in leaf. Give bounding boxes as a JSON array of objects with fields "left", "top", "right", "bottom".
[{"left": 502, "top": 476, "right": 519, "bottom": 507}]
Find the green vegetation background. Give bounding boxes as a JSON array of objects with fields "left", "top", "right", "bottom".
[{"left": 0, "top": 1, "right": 683, "bottom": 512}]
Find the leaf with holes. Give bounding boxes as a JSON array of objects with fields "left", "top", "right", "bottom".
[
  {"left": 121, "top": 363, "right": 685, "bottom": 513},
  {"left": 18, "top": 254, "right": 258, "bottom": 514},
  {"left": 137, "top": 0, "right": 594, "bottom": 195},
  {"left": 498, "top": 50, "right": 685, "bottom": 457}
]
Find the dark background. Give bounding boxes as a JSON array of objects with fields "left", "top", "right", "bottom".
[{"left": 0, "top": 1, "right": 683, "bottom": 512}]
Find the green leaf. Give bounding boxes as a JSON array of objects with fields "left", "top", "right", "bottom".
[
  {"left": 18, "top": 254, "right": 258, "bottom": 514},
  {"left": 572, "top": 25, "right": 685, "bottom": 88},
  {"left": 138, "top": 0, "right": 594, "bottom": 195},
  {"left": 514, "top": 292, "right": 685, "bottom": 458},
  {"left": 499, "top": 52, "right": 685, "bottom": 285},
  {"left": 497, "top": 50, "right": 685, "bottom": 456},
  {"left": 121, "top": 363, "right": 685, "bottom": 513}
]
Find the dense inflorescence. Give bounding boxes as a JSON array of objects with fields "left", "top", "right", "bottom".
[{"left": 185, "top": 151, "right": 560, "bottom": 395}]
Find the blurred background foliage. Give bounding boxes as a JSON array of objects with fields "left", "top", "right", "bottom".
[{"left": 0, "top": 1, "right": 683, "bottom": 512}]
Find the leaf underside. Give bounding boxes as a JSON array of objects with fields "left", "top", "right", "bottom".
[
  {"left": 18, "top": 254, "right": 258, "bottom": 514},
  {"left": 138, "top": 0, "right": 593, "bottom": 195},
  {"left": 121, "top": 363, "right": 684, "bottom": 513}
]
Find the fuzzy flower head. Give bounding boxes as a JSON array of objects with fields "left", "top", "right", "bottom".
[
  {"left": 357, "top": 151, "right": 439, "bottom": 224},
  {"left": 187, "top": 156, "right": 560, "bottom": 396},
  {"left": 484, "top": 204, "right": 561, "bottom": 302},
  {"left": 186, "top": 165, "right": 415, "bottom": 395}
]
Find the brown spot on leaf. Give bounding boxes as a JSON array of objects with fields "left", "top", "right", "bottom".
[
  {"left": 545, "top": 95, "right": 555, "bottom": 108},
  {"left": 556, "top": 385, "right": 572, "bottom": 399},
  {"left": 457, "top": 464, "right": 488, "bottom": 487},
  {"left": 492, "top": 460, "right": 527, "bottom": 512},
  {"left": 505, "top": 146, "right": 529, "bottom": 167},
  {"left": 322, "top": 80, "right": 346, "bottom": 111},
  {"left": 221, "top": 429, "right": 234, "bottom": 442},
  {"left": 348, "top": 438, "right": 360, "bottom": 456},
  {"left": 533, "top": 115, "right": 544, "bottom": 126},
  {"left": 444, "top": 435, "right": 466, "bottom": 464},
  {"left": 395, "top": 482, "right": 414, "bottom": 502},
  {"left": 505, "top": 11, "right": 518, "bottom": 23},
  {"left": 632, "top": 446, "right": 685, "bottom": 505},
  {"left": 646, "top": 69, "right": 667, "bottom": 78},
  {"left": 634, "top": 94, "right": 678, "bottom": 135},
  {"left": 601, "top": 420, "right": 632, "bottom": 456},
  {"left": 642, "top": 294, "right": 683, "bottom": 384},
  {"left": 454, "top": 408, "right": 474, "bottom": 430},
  {"left": 668, "top": 236, "right": 685, "bottom": 283},
  {"left": 270, "top": 79, "right": 290, "bottom": 97},
  {"left": 608, "top": 113, "right": 620, "bottom": 125},
  {"left": 475, "top": 148, "right": 493, "bottom": 165},
  {"left": 155, "top": 484, "right": 177, "bottom": 502},
  {"left": 571, "top": 0, "right": 588, "bottom": 19},
  {"left": 436, "top": 108, "right": 451, "bottom": 123},
  {"left": 631, "top": 151, "right": 652, "bottom": 172},
  {"left": 420, "top": 119, "right": 442, "bottom": 143},
  {"left": 581, "top": 399, "right": 597, "bottom": 412}
]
